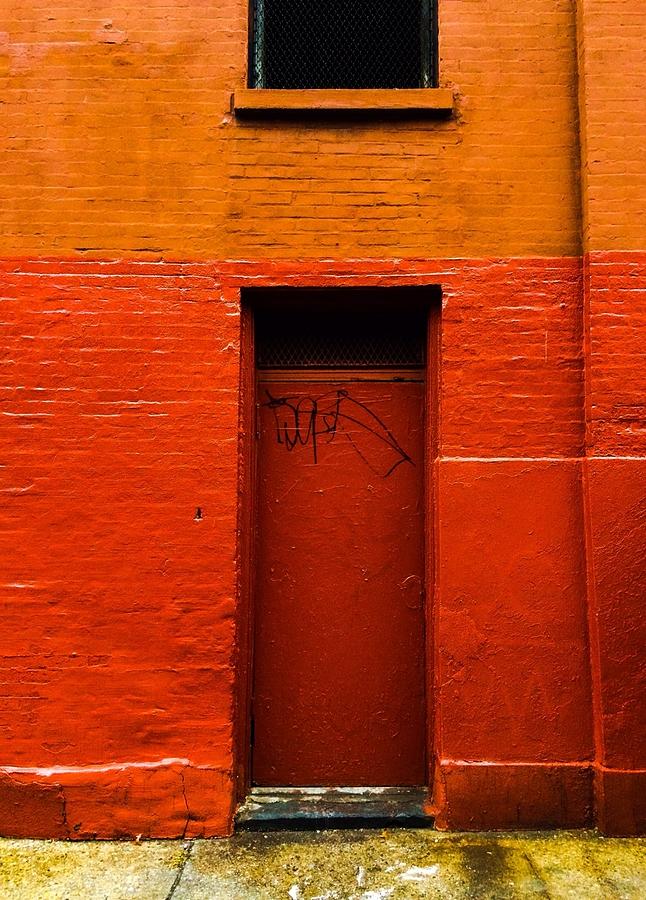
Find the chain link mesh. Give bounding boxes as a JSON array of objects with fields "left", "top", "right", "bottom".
[
  {"left": 251, "top": 0, "right": 431, "bottom": 89},
  {"left": 256, "top": 311, "right": 426, "bottom": 369}
]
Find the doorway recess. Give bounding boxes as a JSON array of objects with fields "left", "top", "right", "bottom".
[{"left": 237, "top": 287, "right": 438, "bottom": 827}]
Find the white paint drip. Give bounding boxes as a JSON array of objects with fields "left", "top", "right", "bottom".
[
  {"left": 288, "top": 886, "right": 302, "bottom": 900},
  {"left": 356, "top": 865, "right": 366, "bottom": 887}
]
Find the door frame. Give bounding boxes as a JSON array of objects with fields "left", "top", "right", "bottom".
[{"left": 234, "top": 285, "right": 441, "bottom": 817}]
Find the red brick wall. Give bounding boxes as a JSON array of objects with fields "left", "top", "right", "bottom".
[
  {"left": 0, "top": 262, "right": 238, "bottom": 836},
  {"left": 582, "top": 253, "right": 646, "bottom": 835}
]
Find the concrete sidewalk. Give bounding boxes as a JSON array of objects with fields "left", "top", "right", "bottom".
[{"left": 0, "top": 829, "right": 644, "bottom": 899}]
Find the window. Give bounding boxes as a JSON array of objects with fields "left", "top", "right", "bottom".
[
  {"left": 254, "top": 289, "right": 427, "bottom": 369},
  {"left": 250, "top": 0, "right": 436, "bottom": 90}
]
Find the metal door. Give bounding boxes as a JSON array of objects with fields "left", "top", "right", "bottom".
[{"left": 252, "top": 362, "right": 427, "bottom": 787}]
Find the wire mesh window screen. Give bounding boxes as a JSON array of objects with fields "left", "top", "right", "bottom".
[
  {"left": 250, "top": 0, "right": 435, "bottom": 89},
  {"left": 255, "top": 308, "right": 426, "bottom": 369}
]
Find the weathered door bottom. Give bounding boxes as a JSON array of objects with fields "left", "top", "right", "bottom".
[{"left": 235, "top": 787, "right": 432, "bottom": 828}]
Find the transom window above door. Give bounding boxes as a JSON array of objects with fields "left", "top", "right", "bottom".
[{"left": 249, "top": 0, "right": 437, "bottom": 89}]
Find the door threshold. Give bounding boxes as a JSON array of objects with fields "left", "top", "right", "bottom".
[{"left": 235, "top": 786, "right": 432, "bottom": 829}]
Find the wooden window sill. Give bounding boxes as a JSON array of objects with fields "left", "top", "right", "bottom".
[{"left": 233, "top": 88, "right": 454, "bottom": 116}]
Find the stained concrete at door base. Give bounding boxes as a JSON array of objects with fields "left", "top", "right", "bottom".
[{"left": 0, "top": 830, "right": 644, "bottom": 899}]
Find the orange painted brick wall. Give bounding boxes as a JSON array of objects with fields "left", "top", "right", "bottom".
[
  {"left": 0, "top": 0, "right": 581, "bottom": 259},
  {"left": 576, "top": 0, "right": 646, "bottom": 252},
  {"left": 0, "top": 0, "right": 644, "bottom": 837}
]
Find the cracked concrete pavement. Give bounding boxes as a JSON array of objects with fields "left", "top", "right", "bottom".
[{"left": 0, "top": 829, "right": 644, "bottom": 899}]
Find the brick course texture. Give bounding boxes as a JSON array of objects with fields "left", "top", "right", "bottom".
[{"left": 0, "top": 0, "right": 644, "bottom": 836}]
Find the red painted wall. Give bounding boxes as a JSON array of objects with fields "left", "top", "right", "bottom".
[
  {"left": 583, "top": 254, "right": 646, "bottom": 835},
  {"left": 3, "top": 254, "right": 641, "bottom": 837},
  {"left": 0, "top": 262, "right": 239, "bottom": 837},
  {"left": 0, "top": 0, "right": 644, "bottom": 838}
]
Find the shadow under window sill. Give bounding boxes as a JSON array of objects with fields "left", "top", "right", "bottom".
[{"left": 232, "top": 88, "right": 455, "bottom": 118}]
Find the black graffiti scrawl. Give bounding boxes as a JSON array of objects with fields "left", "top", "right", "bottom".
[{"left": 263, "top": 388, "right": 413, "bottom": 477}]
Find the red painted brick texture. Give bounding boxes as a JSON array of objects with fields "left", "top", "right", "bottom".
[
  {"left": 0, "top": 262, "right": 239, "bottom": 836},
  {"left": 437, "top": 461, "right": 592, "bottom": 765},
  {"left": 440, "top": 259, "right": 583, "bottom": 457},
  {"left": 435, "top": 764, "right": 594, "bottom": 832},
  {"left": 0, "top": 256, "right": 594, "bottom": 836},
  {"left": 585, "top": 253, "right": 646, "bottom": 456},
  {"left": 582, "top": 252, "right": 646, "bottom": 833},
  {"left": 435, "top": 460, "right": 595, "bottom": 830},
  {"left": 587, "top": 460, "right": 646, "bottom": 773}
]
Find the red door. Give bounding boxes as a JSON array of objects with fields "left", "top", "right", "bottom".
[{"left": 252, "top": 369, "right": 427, "bottom": 787}]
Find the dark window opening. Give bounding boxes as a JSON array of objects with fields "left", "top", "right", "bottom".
[
  {"left": 253, "top": 288, "right": 428, "bottom": 369},
  {"left": 250, "top": 0, "right": 436, "bottom": 90}
]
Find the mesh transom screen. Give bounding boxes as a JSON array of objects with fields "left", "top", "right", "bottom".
[
  {"left": 251, "top": 0, "right": 432, "bottom": 89},
  {"left": 255, "top": 307, "right": 426, "bottom": 369}
]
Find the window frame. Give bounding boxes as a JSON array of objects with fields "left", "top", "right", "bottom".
[{"left": 247, "top": 0, "right": 438, "bottom": 91}]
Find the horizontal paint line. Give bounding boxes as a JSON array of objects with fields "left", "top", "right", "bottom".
[
  {"left": 440, "top": 759, "right": 593, "bottom": 768},
  {"left": 440, "top": 456, "right": 580, "bottom": 462},
  {"left": 440, "top": 456, "right": 646, "bottom": 462},
  {"left": 442, "top": 760, "right": 646, "bottom": 775},
  {"left": 0, "top": 255, "right": 585, "bottom": 265},
  {"left": 0, "top": 264, "right": 587, "bottom": 284},
  {"left": 1, "top": 251, "right": 642, "bottom": 278},
  {"left": 1, "top": 272, "right": 216, "bottom": 281},
  {"left": 0, "top": 758, "right": 216, "bottom": 777}
]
